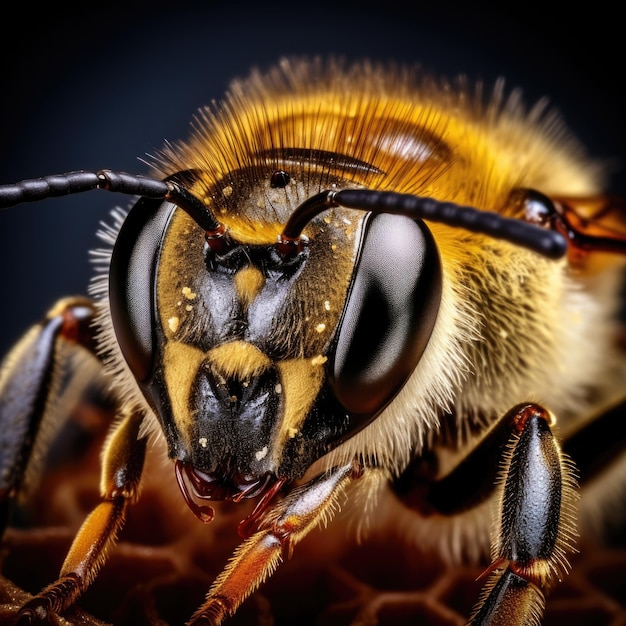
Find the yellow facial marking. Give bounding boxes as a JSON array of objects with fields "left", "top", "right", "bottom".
[
  {"left": 274, "top": 357, "right": 326, "bottom": 452},
  {"left": 207, "top": 341, "right": 272, "bottom": 380},
  {"left": 222, "top": 216, "right": 283, "bottom": 244},
  {"left": 234, "top": 266, "right": 266, "bottom": 310},
  {"left": 163, "top": 341, "right": 206, "bottom": 438}
]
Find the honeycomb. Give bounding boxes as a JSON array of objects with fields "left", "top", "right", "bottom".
[{"left": 1, "top": 403, "right": 626, "bottom": 626}]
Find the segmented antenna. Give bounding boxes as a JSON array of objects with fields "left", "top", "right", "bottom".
[
  {"left": 0, "top": 172, "right": 570, "bottom": 258},
  {"left": 0, "top": 170, "right": 220, "bottom": 232},
  {"left": 280, "top": 189, "right": 569, "bottom": 259}
]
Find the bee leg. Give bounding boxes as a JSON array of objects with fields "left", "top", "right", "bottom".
[
  {"left": 187, "top": 461, "right": 363, "bottom": 626},
  {"left": 468, "top": 403, "right": 578, "bottom": 625},
  {"left": 0, "top": 297, "right": 99, "bottom": 536},
  {"left": 15, "top": 407, "right": 147, "bottom": 625}
]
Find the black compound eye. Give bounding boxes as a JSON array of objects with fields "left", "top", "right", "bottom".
[
  {"left": 329, "top": 213, "right": 442, "bottom": 416},
  {"left": 518, "top": 188, "right": 558, "bottom": 226},
  {"left": 270, "top": 170, "right": 290, "bottom": 188},
  {"left": 109, "top": 197, "right": 176, "bottom": 382}
]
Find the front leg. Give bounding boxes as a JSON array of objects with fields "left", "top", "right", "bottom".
[
  {"left": 188, "top": 461, "right": 363, "bottom": 626},
  {"left": 15, "top": 408, "right": 147, "bottom": 625},
  {"left": 469, "top": 403, "right": 578, "bottom": 625}
]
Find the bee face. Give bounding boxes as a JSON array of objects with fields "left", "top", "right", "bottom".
[{"left": 149, "top": 187, "right": 364, "bottom": 483}]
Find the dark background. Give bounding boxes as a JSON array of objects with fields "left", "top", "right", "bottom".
[{"left": 0, "top": 0, "right": 624, "bottom": 356}]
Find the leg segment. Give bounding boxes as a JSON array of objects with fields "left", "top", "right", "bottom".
[
  {"left": 469, "top": 403, "right": 578, "bottom": 625},
  {"left": 187, "top": 461, "right": 362, "bottom": 626},
  {"left": 15, "top": 407, "right": 147, "bottom": 625},
  {"left": 0, "top": 297, "right": 99, "bottom": 535}
]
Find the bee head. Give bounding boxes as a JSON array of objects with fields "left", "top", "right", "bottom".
[{"left": 107, "top": 159, "right": 448, "bottom": 506}]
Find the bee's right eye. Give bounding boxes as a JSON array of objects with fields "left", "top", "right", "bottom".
[{"left": 109, "top": 197, "right": 176, "bottom": 382}]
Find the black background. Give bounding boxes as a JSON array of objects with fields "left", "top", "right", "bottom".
[{"left": 0, "top": 0, "right": 623, "bottom": 355}]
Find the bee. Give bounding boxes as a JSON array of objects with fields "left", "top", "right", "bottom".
[{"left": 0, "top": 56, "right": 625, "bottom": 625}]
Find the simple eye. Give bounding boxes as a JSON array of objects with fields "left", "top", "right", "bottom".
[{"left": 270, "top": 170, "right": 291, "bottom": 188}]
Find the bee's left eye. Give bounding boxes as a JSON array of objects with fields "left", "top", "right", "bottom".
[{"left": 329, "top": 213, "right": 442, "bottom": 415}]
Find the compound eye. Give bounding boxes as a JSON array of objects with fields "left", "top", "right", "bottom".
[
  {"left": 519, "top": 188, "right": 558, "bottom": 226},
  {"left": 109, "top": 197, "right": 175, "bottom": 382},
  {"left": 329, "top": 213, "right": 442, "bottom": 416}
]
